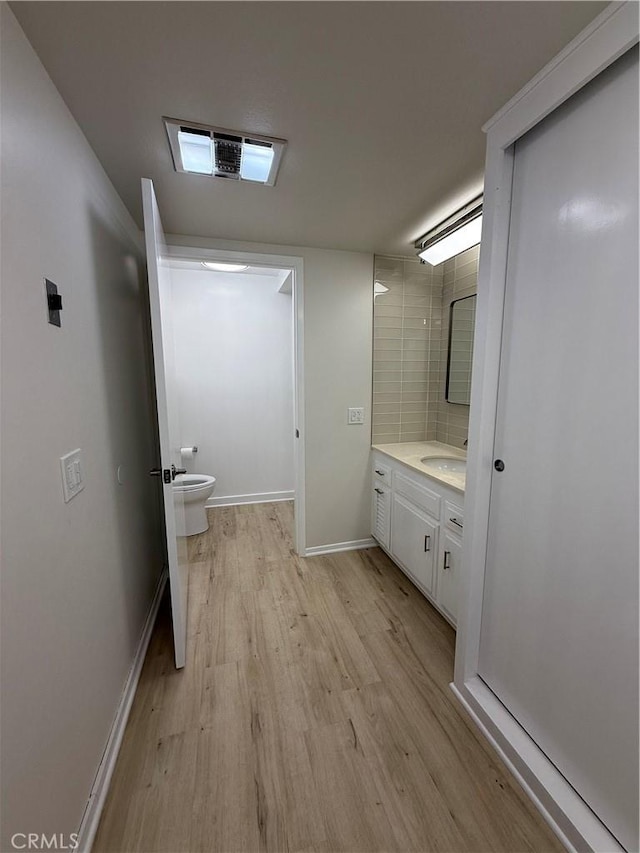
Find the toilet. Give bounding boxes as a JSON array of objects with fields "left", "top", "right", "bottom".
[{"left": 173, "top": 474, "right": 216, "bottom": 536}]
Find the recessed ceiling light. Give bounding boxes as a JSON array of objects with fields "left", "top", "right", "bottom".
[
  {"left": 201, "top": 262, "right": 249, "bottom": 272},
  {"left": 177, "top": 129, "right": 212, "bottom": 175},
  {"left": 241, "top": 141, "right": 275, "bottom": 183},
  {"left": 165, "top": 118, "right": 286, "bottom": 187}
]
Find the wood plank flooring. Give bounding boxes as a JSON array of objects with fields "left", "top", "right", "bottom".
[{"left": 93, "top": 501, "right": 564, "bottom": 853}]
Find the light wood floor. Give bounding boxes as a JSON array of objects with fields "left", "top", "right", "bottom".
[{"left": 94, "top": 501, "right": 563, "bottom": 853}]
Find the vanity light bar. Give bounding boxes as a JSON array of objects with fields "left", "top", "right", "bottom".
[
  {"left": 164, "top": 117, "right": 287, "bottom": 187},
  {"left": 416, "top": 195, "right": 483, "bottom": 266}
]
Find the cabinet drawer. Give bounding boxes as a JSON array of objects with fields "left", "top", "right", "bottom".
[
  {"left": 372, "top": 460, "right": 392, "bottom": 482},
  {"left": 444, "top": 501, "right": 464, "bottom": 535},
  {"left": 393, "top": 471, "right": 441, "bottom": 520}
]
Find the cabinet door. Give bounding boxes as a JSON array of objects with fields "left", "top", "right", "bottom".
[
  {"left": 371, "top": 482, "right": 391, "bottom": 549},
  {"left": 391, "top": 494, "right": 438, "bottom": 596},
  {"left": 438, "top": 531, "right": 461, "bottom": 625}
]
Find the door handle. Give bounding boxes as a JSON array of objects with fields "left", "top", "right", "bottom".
[
  {"left": 149, "top": 468, "right": 162, "bottom": 477},
  {"left": 443, "top": 550, "right": 451, "bottom": 571},
  {"left": 424, "top": 534, "right": 430, "bottom": 552},
  {"left": 150, "top": 468, "right": 172, "bottom": 484},
  {"left": 171, "top": 464, "right": 187, "bottom": 480}
]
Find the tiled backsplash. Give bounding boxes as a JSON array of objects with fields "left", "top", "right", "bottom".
[
  {"left": 372, "top": 246, "right": 479, "bottom": 448},
  {"left": 372, "top": 257, "right": 443, "bottom": 444}
]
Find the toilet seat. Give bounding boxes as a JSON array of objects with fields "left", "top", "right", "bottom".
[{"left": 173, "top": 473, "right": 216, "bottom": 494}]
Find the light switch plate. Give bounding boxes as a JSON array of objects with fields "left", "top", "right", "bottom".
[
  {"left": 60, "top": 449, "right": 85, "bottom": 502},
  {"left": 348, "top": 407, "right": 365, "bottom": 425}
]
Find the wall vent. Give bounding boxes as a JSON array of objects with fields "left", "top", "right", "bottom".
[{"left": 164, "top": 117, "right": 286, "bottom": 186}]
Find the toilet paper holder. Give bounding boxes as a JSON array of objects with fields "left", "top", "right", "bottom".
[{"left": 180, "top": 446, "right": 198, "bottom": 455}]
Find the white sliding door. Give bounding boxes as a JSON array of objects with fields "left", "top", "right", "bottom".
[{"left": 478, "top": 46, "right": 638, "bottom": 852}]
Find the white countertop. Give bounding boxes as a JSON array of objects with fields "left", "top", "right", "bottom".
[{"left": 372, "top": 440, "right": 467, "bottom": 494}]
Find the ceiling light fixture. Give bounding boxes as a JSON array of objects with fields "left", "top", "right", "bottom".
[
  {"left": 165, "top": 117, "right": 286, "bottom": 187},
  {"left": 416, "top": 195, "right": 483, "bottom": 266},
  {"left": 201, "top": 262, "right": 249, "bottom": 272}
]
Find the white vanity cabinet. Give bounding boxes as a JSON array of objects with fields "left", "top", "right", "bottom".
[{"left": 371, "top": 451, "right": 464, "bottom": 628}]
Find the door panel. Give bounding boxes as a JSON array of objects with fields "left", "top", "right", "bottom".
[
  {"left": 438, "top": 532, "right": 461, "bottom": 626},
  {"left": 391, "top": 494, "right": 437, "bottom": 596},
  {"left": 478, "top": 48, "right": 638, "bottom": 851},
  {"left": 141, "top": 178, "right": 188, "bottom": 669}
]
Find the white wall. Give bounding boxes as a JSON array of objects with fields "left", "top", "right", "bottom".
[
  {"left": 0, "top": 8, "right": 163, "bottom": 847},
  {"left": 169, "top": 236, "right": 374, "bottom": 549},
  {"left": 171, "top": 267, "right": 294, "bottom": 503}
]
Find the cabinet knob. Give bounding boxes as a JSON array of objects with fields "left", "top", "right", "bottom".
[
  {"left": 375, "top": 487, "right": 384, "bottom": 495},
  {"left": 374, "top": 469, "right": 385, "bottom": 476},
  {"left": 494, "top": 459, "right": 505, "bottom": 472}
]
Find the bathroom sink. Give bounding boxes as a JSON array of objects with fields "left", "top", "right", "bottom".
[{"left": 420, "top": 456, "right": 467, "bottom": 475}]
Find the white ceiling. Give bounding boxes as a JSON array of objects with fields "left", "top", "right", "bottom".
[{"left": 12, "top": 1, "right": 606, "bottom": 256}]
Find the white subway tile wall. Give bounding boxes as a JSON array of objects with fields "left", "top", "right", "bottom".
[{"left": 372, "top": 245, "right": 479, "bottom": 448}]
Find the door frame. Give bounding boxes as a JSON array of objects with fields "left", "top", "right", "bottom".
[
  {"left": 452, "top": 5, "right": 638, "bottom": 853},
  {"left": 165, "top": 244, "right": 306, "bottom": 555}
]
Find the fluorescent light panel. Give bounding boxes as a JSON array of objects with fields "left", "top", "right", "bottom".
[
  {"left": 177, "top": 130, "right": 212, "bottom": 175},
  {"left": 240, "top": 142, "right": 275, "bottom": 183},
  {"left": 418, "top": 215, "right": 482, "bottom": 266},
  {"left": 166, "top": 118, "right": 286, "bottom": 186}
]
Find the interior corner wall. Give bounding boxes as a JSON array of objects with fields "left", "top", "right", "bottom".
[
  {"left": 0, "top": 7, "right": 163, "bottom": 847},
  {"left": 167, "top": 235, "right": 374, "bottom": 550}
]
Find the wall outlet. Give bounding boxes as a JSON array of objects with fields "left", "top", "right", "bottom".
[
  {"left": 60, "top": 449, "right": 85, "bottom": 502},
  {"left": 348, "top": 407, "right": 365, "bottom": 425}
]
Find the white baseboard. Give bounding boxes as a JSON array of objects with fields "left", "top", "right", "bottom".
[
  {"left": 304, "top": 537, "right": 377, "bottom": 557},
  {"left": 206, "top": 490, "right": 294, "bottom": 508},
  {"left": 75, "top": 568, "right": 168, "bottom": 853},
  {"left": 450, "top": 678, "right": 624, "bottom": 853}
]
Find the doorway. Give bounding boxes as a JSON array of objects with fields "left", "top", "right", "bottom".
[
  {"left": 143, "top": 179, "right": 305, "bottom": 669},
  {"left": 166, "top": 245, "right": 305, "bottom": 558}
]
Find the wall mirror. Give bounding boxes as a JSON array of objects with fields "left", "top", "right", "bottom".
[{"left": 446, "top": 294, "right": 476, "bottom": 405}]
